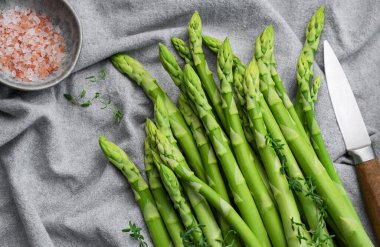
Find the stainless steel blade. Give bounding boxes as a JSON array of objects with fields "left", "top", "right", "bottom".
[{"left": 324, "top": 40, "right": 371, "bottom": 151}]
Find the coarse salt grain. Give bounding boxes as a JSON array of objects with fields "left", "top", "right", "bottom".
[{"left": 0, "top": 7, "right": 65, "bottom": 83}]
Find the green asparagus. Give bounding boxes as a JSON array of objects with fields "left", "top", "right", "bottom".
[
  {"left": 188, "top": 12, "right": 228, "bottom": 131},
  {"left": 255, "top": 25, "right": 310, "bottom": 145},
  {"left": 146, "top": 119, "right": 262, "bottom": 247},
  {"left": 244, "top": 59, "right": 312, "bottom": 246},
  {"left": 217, "top": 38, "right": 286, "bottom": 247},
  {"left": 257, "top": 37, "right": 373, "bottom": 247},
  {"left": 111, "top": 54, "right": 206, "bottom": 182},
  {"left": 183, "top": 64, "right": 271, "bottom": 247},
  {"left": 152, "top": 99, "right": 224, "bottom": 246},
  {"left": 171, "top": 37, "right": 195, "bottom": 68},
  {"left": 294, "top": 5, "right": 324, "bottom": 139},
  {"left": 99, "top": 136, "right": 172, "bottom": 247},
  {"left": 145, "top": 139, "right": 185, "bottom": 247},
  {"left": 255, "top": 26, "right": 333, "bottom": 245},
  {"left": 155, "top": 155, "right": 203, "bottom": 243},
  {"left": 177, "top": 93, "right": 241, "bottom": 247}
]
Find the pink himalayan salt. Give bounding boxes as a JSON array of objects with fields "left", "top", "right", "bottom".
[{"left": 0, "top": 8, "right": 65, "bottom": 82}]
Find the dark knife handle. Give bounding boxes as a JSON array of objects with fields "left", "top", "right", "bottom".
[{"left": 356, "top": 158, "right": 380, "bottom": 242}]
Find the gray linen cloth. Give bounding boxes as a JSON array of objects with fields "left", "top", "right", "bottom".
[{"left": 1, "top": 0, "right": 379, "bottom": 246}]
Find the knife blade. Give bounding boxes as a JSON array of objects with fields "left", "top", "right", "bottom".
[{"left": 324, "top": 40, "right": 380, "bottom": 242}]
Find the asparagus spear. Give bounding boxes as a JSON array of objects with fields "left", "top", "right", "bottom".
[
  {"left": 294, "top": 6, "right": 325, "bottom": 124},
  {"left": 203, "top": 35, "right": 222, "bottom": 54},
  {"left": 177, "top": 93, "right": 241, "bottom": 247},
  {"left": 245, "top": 59, "right": 314, "bottom": 246},
  {"left": 256, "top": 37, "right": 373, "bottom": 247},
  {"left": 203, "top": 35, "right": 244, "bottom": 70},
  {"left": 145, "top": 139, "right": 185, "bottom": 247},
  {"left": 202, "top": 35, "right": 260, "bottom": 149},
  {"left": 171, "top": 37, "right": 195, "bottom": 68},
  {"left": 188, "top": 12, "right": 228, "bottom": 131},
  {"left": 217, "top": 38, "right": 286, "bottom": 247},
  {"left": 153, "top": 155, "right": 203, "bottom": 243},
  {"left": 256, "top": 25, "right": 311, "bottom": 145},
  {"left": 310, "top": 76, "right": 321, "bottom": 104},
  {"left": 152, "top": 98, "right": 223, "bottom": 246},
  {"left": 203, "top": 36, "right": 273, "bottom": 195},
  {"left": 154, "top": 96, "right": 178, "bottom": 147},
  {"left": 158, "top": 43, "right": 231, "bottom": 148},
  {"left": 183, "top": 64, "right": 271, "bottom": 247},
  {"left": 145, "top": 120, "right": 262, "bottom": 247},
  {"left": 294, "top": 6, "right": 325, "bottom": 141},
  {"left": 255, "top": 26, "right": 333, "bottom": 245},
  {"left": 98, "top": 136, "right": 172, "bottom": 247},
  {"left": 233, "top": 62, "right": 259, "bottom": 151},
  {"left": 158, "top": 43, "right": 188, "bottom": 96},
  {"left": 111, "top": 54, "right": 206, "bottom": 182}
]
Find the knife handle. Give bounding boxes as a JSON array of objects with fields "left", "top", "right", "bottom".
[{"left": 356, "top": 158, "right": 380, "bottom": 242}]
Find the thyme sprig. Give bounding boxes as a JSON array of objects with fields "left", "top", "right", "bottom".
[
  {"left": 64, "top": 68, "right": 124, "bottom": 123},
  {"left": 265, "top": 132, "right": 334, "bottom": 246},
  {"left": 122, "top": 221, "right": 148, "bottom": 247}
]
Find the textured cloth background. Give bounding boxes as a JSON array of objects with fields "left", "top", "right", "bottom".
[{"left": 1, "top": 0, "right": 379, "bottom": 246}]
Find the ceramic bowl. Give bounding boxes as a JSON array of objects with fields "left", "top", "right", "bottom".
[{"left": 0, "top": 0, "right": 82, "bottom": 91}]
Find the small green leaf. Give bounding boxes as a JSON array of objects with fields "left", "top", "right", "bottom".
[
  {"left": 64, "top": 93, "right": 73, "bottom": 101},
  {"left": 99, "top": 68, "right": 106, "bottom": 80},
  {"left": 80, "top": 89, "right": 86, "bottom": 98},
  {"left": 80, "top": 101, "right": 92, "bottom": 107},
  {"left": 86, "top": 76, "right": 97, "bottom": 82},
  {"left": 114, "top": 110, "right": 124, "bottom": 123}
]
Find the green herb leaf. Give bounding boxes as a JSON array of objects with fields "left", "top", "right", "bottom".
[
  {"left": 114, "top": 110, "right": 124, "bottom": 123},
  {"left": 122, "top": 221, "right": 148, "bottom": 247},
  {"left": 80, "top": 89, "right": 86, "bottom": 98},
  {"left": 99, "top": 68, "right": 106, "bottom": 80},
  {"left": 64, "top": 93, "right": 74, "bottom": 101},
  {"left": 80, "top": 101, "right": 92, "bottom": 107},
  {"left": 86, "top": 76, "right": 97, "bottom": 82}
]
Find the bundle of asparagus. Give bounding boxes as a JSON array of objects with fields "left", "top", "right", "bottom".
[{"left": 99, "top": 5, "right": 374, "bottom": 247}]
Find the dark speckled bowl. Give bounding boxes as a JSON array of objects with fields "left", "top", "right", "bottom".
[{"left": 0, "top": 0, "right": 82, "bottom": 91}]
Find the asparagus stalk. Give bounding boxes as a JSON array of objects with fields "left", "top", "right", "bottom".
[
  {"left": 310, "top": 76, "right": 321, "bottom": 104},
  {"left": 246, "top": 59, "right": 316, "bottom": 246},
  {"left": 256, "top": 39, "right": 373, "bottom": 247},
  {"left": 177, "top": 93, "right": 240, "bottom": 246},
  {"left": 255, "top": 25, "right": 311, "bottom": 146},
  {"left": 203, "top": 35, "right": 244, "bottom": 69},
  {"left": 202, "top": 36, "right": 273, "bottom": 195},
  {"left": 202, "top": 35, "right": 222, "bottom": 54},
  {"left": 188, "top": 12, "right": 228, "bottom": 131},
  {"left": 98, "top": 136, "right": 172, "bottom": 247},
  {"left": 182, "top": 64, "right": 271, "bottom": 247},
  {"left": 297, "top": 47, "right": 343, "bottom": 187},
  {"left": 154, "top": 96, "right": 178, "bottom": 147},
  {"left": 171, "top": 37, "right": 195, "bottom": 68},
  {"left": 217, "top": 38, "right": 286, "bottom": 247},
  {"left": 255, "top": 26, "right": 333, "bottom": 245},
  {"left": 152, "top": 98, "right": 223, "bottom": 246},
  {"left": 294, "top": 6, "right": 325, "bottom": 126},
  {"left": 155, "top": 157, "right": 203, "bottom": 243},
  {"left": 146, "top": 120, "right": 262, "bottom": 247},
  {"left": 202, "top": 35, "right": 257, "bottom": 149},
  {"left": 297, "top": 45, "right": 361, "bottom": 222},
  {"left": 233, "top": 62, "right": 260, "bottom": 152},
  {"left": 145, "top": 139, "right": 185, "bottom": 247},
  {"left": 158, "top": 43, "right": 189, "bottom": 98},
  {"left": 158, "top": 43, "right": 231, "bottom": 149},
  {"left": 111, "top": 54, "right": 206, "bottom": 182}
]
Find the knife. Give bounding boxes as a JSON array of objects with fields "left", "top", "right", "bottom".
[{"left": 324, "top": 40, "right": 380, "bottom": 242}]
